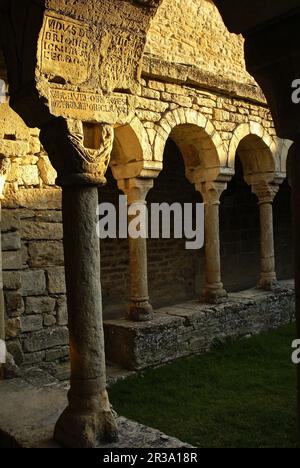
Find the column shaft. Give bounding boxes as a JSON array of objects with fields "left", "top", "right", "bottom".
[
  {"left": 252, "top": 181, "right": 279, "bottom": 290},
  {"left": 54, "top": 186, "right": 117, "bottom": 448},
  {"left": 259, "top": 201, "right": 276, "bottom": 287},
  {"left": 205, "top": 202, "right": 222, "bottom": 287},
  {"left": 39, "top": 119, "right": 117, "bottom": 448},
  {"left": 196, "top": 181, "right": 228, "bottom": 304},
  {"left": 118, "top": 178, "right": 153, "bottom": 321}
]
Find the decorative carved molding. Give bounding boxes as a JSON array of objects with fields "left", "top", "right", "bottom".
[
  {"left": 40, "top": 118, "right": 114, "bottom": 186},
  {"left": 195, "top": 181, "right": 227, "bottom": 205},
  {"left": 118, "top": 177, "right": 154, "bottom": 205}
]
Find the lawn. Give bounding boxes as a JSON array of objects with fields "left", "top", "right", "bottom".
[{"left": 109, "top": 324, "right": 297, "bottom": 448}]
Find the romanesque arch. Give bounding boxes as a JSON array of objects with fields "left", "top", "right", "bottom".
[
  {"left": 153, "top": 108, "right": 227, "bottom": 183},
  {"left": 228, "top": 122, "right": 278, "bottom": 178}
]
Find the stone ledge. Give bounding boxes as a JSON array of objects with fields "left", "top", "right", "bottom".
[
  {"left": 0, "top": 379, "right": 191, "bottom": 448},
  {"left": 142, "top": 55, "right": 267, "bottom": 105},
  {"left": 104, "top": 280, "right": 295, "bottom": 371}
]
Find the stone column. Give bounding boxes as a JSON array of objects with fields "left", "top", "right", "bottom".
[
  {"left": 195, "top": 181, "right": 228, "bottom": 303},
  {"left": 252, "top": 181, "right": 279, "bottom": 290},
  {"left": 118, "top": 178, "right": 154, "bottom": 322},
  {"left": 39, "top": 118, "right": 117, "bottom": 448}
]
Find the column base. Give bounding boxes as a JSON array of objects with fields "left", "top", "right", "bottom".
[
  {"left": 54, "top": 390, "right": 118, "bottom": 448},
  {"left": 128, "top": 300, "right": 154, "bottom": 322},
  {"left": 201, "top": 284, "right": 228, "bottom": 304},
  {"left": 257, "top": 275, "right": 278, "bottom": 291}
]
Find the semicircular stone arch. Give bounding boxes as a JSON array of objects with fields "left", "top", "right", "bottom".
[
  {"left": 228, "top": 122, "right": 278, "bottom": 178},
  {"left": 153, "top": 108, "right": 227, "bottom": 182}
]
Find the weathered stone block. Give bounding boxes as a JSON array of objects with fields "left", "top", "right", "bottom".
[
  {"left": 20, "top": 221, "right": 63, "bottom": 240},
  {"left": 29, "top": 137, "right": 41, "bottom": 155},
  {"left": 37, "top": 156, "right": 57, "bottom": 186},
  {"left": 148, "top": 80, "right": 165, "bottom": 92},
  {"left": 25, "top": 296, "right": 56, "bottom": 315},
  {"left": 43, "top": 314, "right": 56, "bottom": 327},
  {"left": 23, "top": 327, "right": 69, "bottom": 352},
  {"left": 2, "top": 251, "right": 23, "bottom": 270},
  {"left": 1, "top": 211, "right": 20, "bottom": 232},
  {"left": 23, "top": 351, "right": 45, "bottom": 365},
  {"left": 104, "top": 314, "right": 185, "bottom": 370},
  {"left": 19, "top": 165, "right": 40, "bottom": 186},
  {"left": 6, "top": 340, "right": 24, "bottom": 366},
  {"left": 5, "top": 292, "right": 25, "bottom": 317},
  {"left": 28, "top": 241, "right": 64, "bottom": 268},
  {"left": 3, "top": 188, "right": 62, "bottom": 210},
  {"left": 45, "top": 346, "right": 69, "bottom": 362},
  {"left": 6, "top": 318, "right": 21, "bottom": 339},
  {"left": 56, "top": 296, "right": 68, "bottom": 325},
  {"left": 47, "top": 267, "right": 66, "bottom": 294},
  {"left": 3, "top": 271, "right": 22, "bottom": 290},
  {"left": 20, "top": 270, "right": 46, "bottom": 296},
  {"left": 1, "top": 231, "right": 21, "bottom": 251},
  {"left": 21, "top": 315, "right": 43, "bottom": 333},
  {"left": 0, "top": 139, "right": 29, "bottom": 157}
]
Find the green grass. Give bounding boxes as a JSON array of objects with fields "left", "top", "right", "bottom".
[{"left": 109, "top": 324, "right": 297, "bottom": 448}]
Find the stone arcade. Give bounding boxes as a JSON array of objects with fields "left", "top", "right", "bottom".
[{"left": 0, "top": 0, "right": 299, "bottom": 448}]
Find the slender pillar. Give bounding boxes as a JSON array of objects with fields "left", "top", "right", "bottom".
[
  {"left": 118, "top": 178, "right": 154, "bottom": 322},
  {"left": 40, "top": 119, "right": 117, "bottom": 448},
  {"left": 289, "top": 141, "right": 300, "bottom": 447},
  {"left": 195, "top": 181, "right": 228, "bottom": 304},
  {"left": 252, "top": 181, "right": 279, "bottom": 290}
]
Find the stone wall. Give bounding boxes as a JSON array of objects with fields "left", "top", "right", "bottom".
[
  {"left": 104, "top": 282, "right": 295, "bottom": 371},
  {"left": 2, "top": 208, "right": 70, "bottom": 378},
  {"left": 146, "top": 0, "right": 256, "bottom": 87}
]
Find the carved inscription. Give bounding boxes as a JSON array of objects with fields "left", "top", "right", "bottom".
[
  {"left": 49, "top": 88, "right": 131, "bottom": 123},
  {"left": 40, "top": 13, "right": 92, "bottom": 84},
  {"left": 98, "top": 31, "right": 144, "bottom": 92}
]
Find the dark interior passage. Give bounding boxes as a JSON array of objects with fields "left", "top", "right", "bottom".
[
  {"left": 147, "top": 139, "right": 204, "bottom": 308},
  {"left": 220, "top": 154, "right": 261, "bottom": 291}
]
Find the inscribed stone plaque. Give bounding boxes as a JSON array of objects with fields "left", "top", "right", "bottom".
[
  {"left": 49, "top": 88, "right": 134, "bottom": 124},
  {"left": 39, "top": 12, "right": 92, "bottom": 85}
]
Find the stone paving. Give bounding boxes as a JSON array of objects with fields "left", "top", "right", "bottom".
[{"left": 0, "top": 378, "right": 191, "bottom": 448}]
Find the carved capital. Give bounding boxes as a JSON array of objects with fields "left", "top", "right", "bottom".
[
  {"left": 40, "top": 118, "right": 113, "bottom": 187},
  {"left": 195, "top": 181, "right": 227, "bottom": 205},
  {"left": 252, "top": 181, "right": 279, "bottom": 205},
  {"left": 118, "top": 178, "right": 154, "bottom": 205}
]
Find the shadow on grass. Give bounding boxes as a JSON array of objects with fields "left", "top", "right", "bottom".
[{"left": 109, "top": 324, "right": 297, "bottom": 448}]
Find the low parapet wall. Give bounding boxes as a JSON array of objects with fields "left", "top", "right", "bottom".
[{"left": 104, "top": 280, "right": 295, "bottom": 371}]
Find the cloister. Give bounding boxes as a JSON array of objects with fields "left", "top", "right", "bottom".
[{"left": 0, "top": 0, "right": 299, "bottom": 449}]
